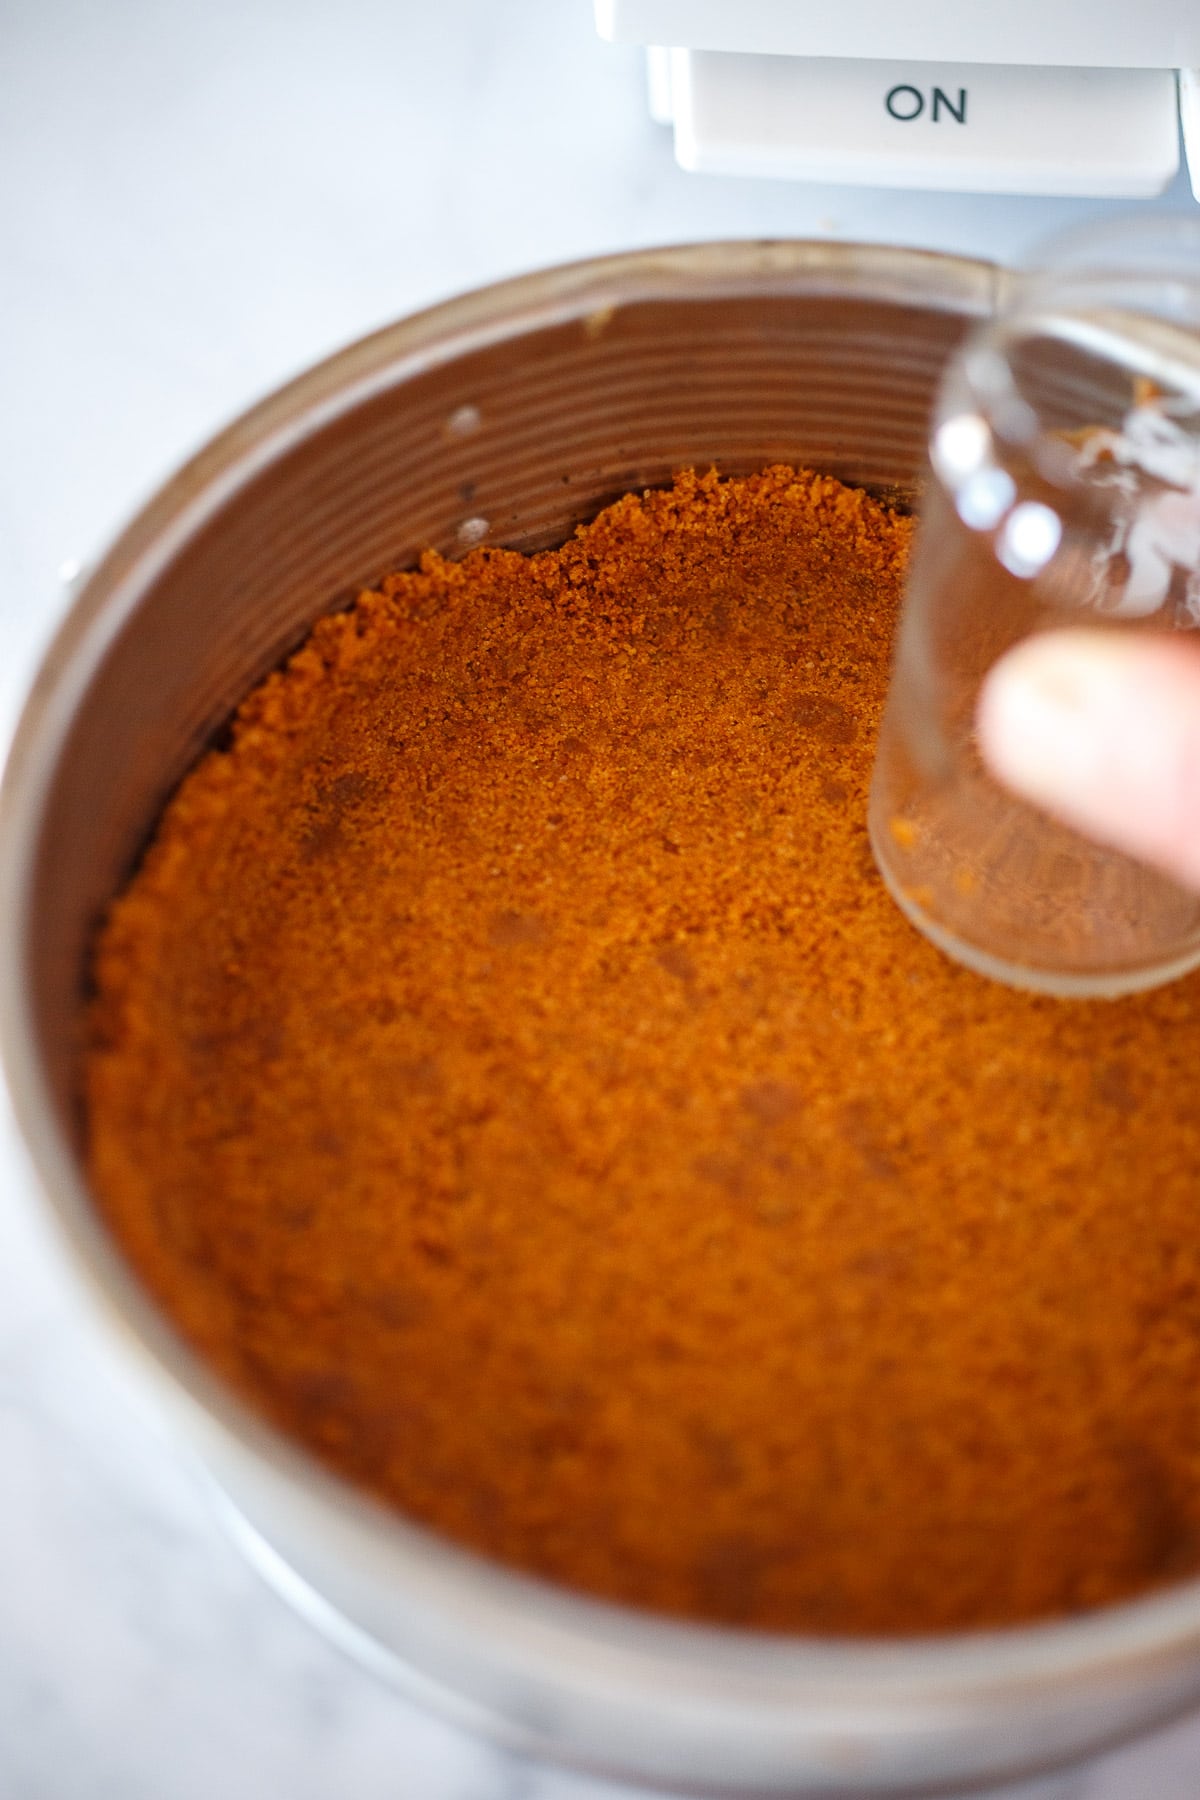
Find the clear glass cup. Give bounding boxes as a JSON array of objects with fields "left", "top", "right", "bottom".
[{"left": 869, "top": 216, "right": 1200, "bottom": 997}]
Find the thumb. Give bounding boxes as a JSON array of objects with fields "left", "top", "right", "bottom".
[{"left": 976, "top": 628, "right": 1200, "bottom": 894}]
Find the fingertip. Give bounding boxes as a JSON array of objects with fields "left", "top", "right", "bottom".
[{"left": 977, "top": 630, "right": 1200, "bottom": 893}]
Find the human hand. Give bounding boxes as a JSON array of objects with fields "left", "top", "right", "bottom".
[{"left": 977, "top": 629, "right": 1200, "bottom": 893}]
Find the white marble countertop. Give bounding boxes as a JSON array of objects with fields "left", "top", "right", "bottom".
[{"left": 4, "top": 3, "right": 1200, "bottom": 1794}]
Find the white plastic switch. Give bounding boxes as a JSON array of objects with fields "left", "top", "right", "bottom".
[
  {"left": 670, "top": 52, "right": 1181, "bottom": 198},
  {"left": 598, "top": 0, "right": 1200, "bottom": 72},
  {"left": 645, "top": 44, "right": 675, "bottom": 123}
]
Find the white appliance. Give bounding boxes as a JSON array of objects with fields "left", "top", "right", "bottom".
[{"left": 597, "top": 0, "right": 1200, "bottom": 200}]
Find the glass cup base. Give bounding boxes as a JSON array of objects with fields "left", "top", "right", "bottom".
[{"left": 870, "top": 814, "right": 1200, "bottom": 1000}]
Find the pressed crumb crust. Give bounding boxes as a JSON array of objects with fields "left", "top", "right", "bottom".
[{"left": 86, "top": 466, "right": 1200, "bottom": 1634}]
